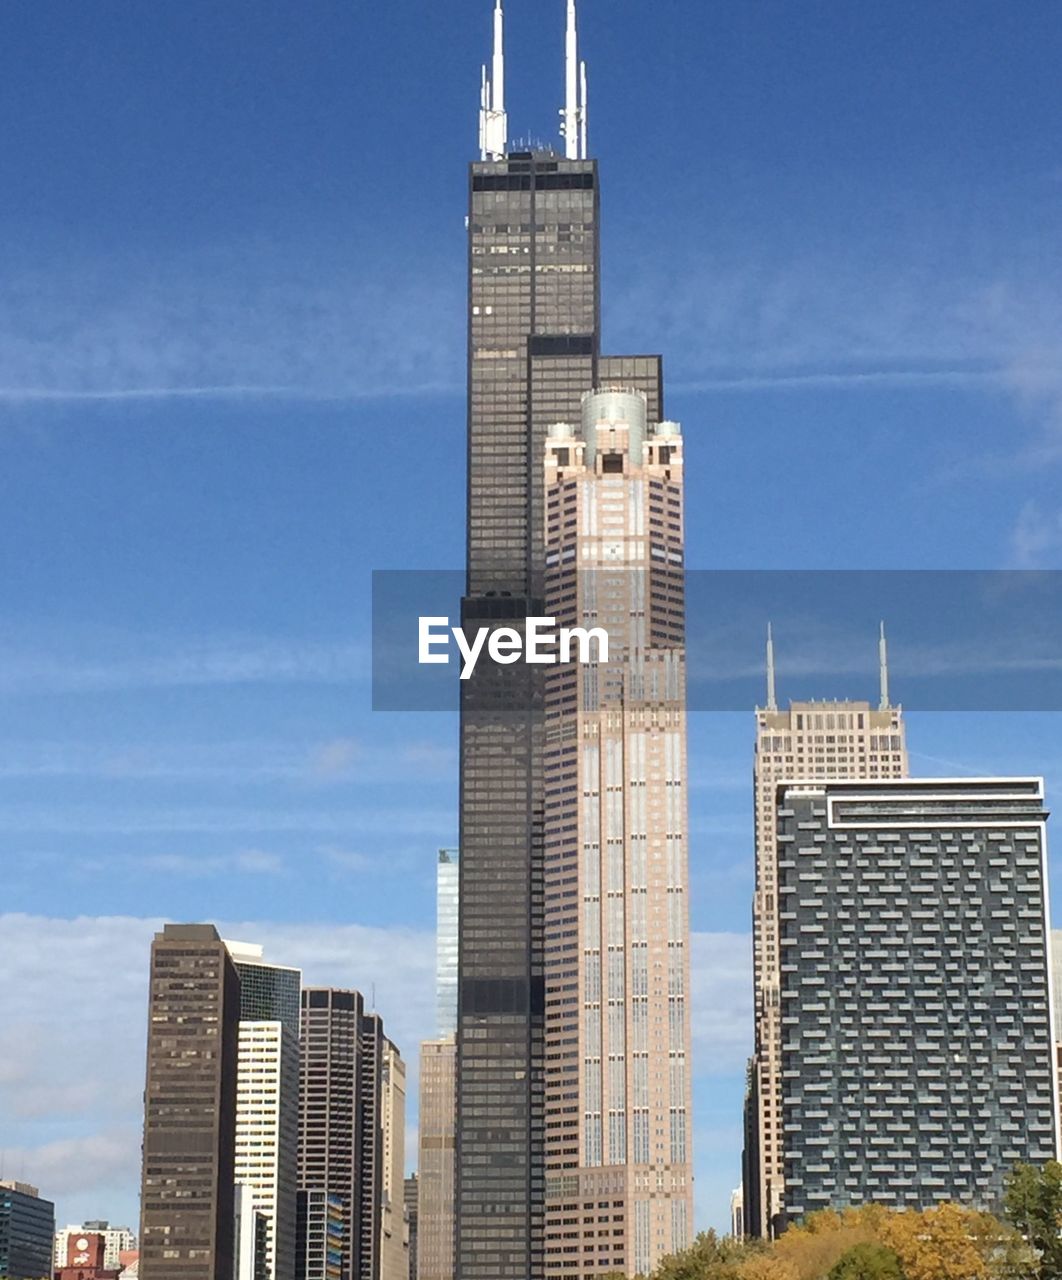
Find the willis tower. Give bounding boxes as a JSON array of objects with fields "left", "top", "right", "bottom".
[{"left": 457, "top": 5, "right": 667, "bottom": 1277}]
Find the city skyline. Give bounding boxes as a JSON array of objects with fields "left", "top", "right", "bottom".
[{"left": 5, "top": 0, "right": 1062, "bottom": 1250}]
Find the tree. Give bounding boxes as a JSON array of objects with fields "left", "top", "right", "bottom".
[
  {"left": 771, "top": 1207, "right": 884, "bottom": 1280},
  {"left": 876, "top": 1203, "right": 1029, "bottom": 1280},
  {"left": 652, "top": 1230, "right": 765, "bottom": 1280},
  {"left": 1005, "top": 1161, "right": 1062, "bottom": 1280},
  {"left": 828, "top": 1242, "right": 906, "bottom": 1280}
]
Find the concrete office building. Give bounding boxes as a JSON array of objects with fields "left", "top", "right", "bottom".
[
  {"left": 226, "top": 941, "right": 301, "bottom": 1280},
  {"left": 457, "top": 6, "right": 668, "bottom": 1276},
  {"left": 139, "top": 923, "right": 240, "bottom": 1280},
  {"left": 778, "top": 778, "right": 1058, "bottom": 1220},
  {"left": 417, "top": 1041, "right": 457, "bottom": 1280},
  {"left": 745, "top": 633, "right": 909, "bottom": 1238},
  {"left": 540, "top": 390, "right": 691, "bottom": 1278},
  {"left": 0, "top": 1181, "right": 55, "bottom": 1280},
  {"left": 379, "top": 1042, "right": 409, "bottom": 1280}
]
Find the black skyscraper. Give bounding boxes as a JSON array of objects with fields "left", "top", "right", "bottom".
[{"left": 455, "top": 7, "right": 663, "bottom": 1277}]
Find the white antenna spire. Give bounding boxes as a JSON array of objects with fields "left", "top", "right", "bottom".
[
  {"left": 561, "top": 0, "right": 588, "bottom": 159},
  {"left": 878, "top": 621, "right": 890, "bottom": 711},
  {"left": 479, "top": 0, "right": 508, "bottom": 161},
  {"left": 766, "top": 623, "right": 778, "bottom": 712}
]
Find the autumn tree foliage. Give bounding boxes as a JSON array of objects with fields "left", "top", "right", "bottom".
[{"left": 649, "top": 1200, "right": 1036, "bottom": 1280}]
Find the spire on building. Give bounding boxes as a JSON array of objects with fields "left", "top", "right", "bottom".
[
  {"left": 479, "top": 0, "right": 507, "bottom": 161},
  {"left": 879, "top": 620, "right": 890, "bottom": 710},
  {"left": 561, "top": 0, "right": 588, "bottom": 159},
  {"left": 766, "top": 623, "right": 778, "bottom": 711}
]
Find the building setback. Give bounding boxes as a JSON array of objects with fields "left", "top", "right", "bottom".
[
  {"left": 745, "top": 658, "right": 908, "bottom": 1239},
  {"left": 777, "top": 778, "right": 1058, "bottom": 1221},
  {"left": 457, "top": 6, "right": 665, "bottom": 1277},
  {"left": 0, "top": 1181, "right": 55, "bottom": 1280},
  {"left": 139, "top": 923, "right": 240, "bottom": 1280},
  {"left": 227, "top": 940, "right": 302, "bottom": 1280}
]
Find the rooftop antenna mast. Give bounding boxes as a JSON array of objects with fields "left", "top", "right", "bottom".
[
  {"left": 766, "top": 623, "right": 778, "bottom": 712},
  {"left": 479, "top": 0, "right": 508, "bottom": 161},
  {"left": 878, "top": 621, "right": 891, "bottom": 711},
  {"left": 561, "top": 0, "right": 588, "bottom": 159}
]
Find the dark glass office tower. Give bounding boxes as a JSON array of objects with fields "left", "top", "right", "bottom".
[
  {"left": 456, "top": 28, "right": 665, "bottom": 1280},
  {"left": 0, "top": 1181, "right": 55, "bottom": 1280},
  {"left": 140, "top": 923, "right": 240, "bottom": 1280}
]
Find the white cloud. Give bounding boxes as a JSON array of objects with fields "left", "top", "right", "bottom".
[{"left": 0, "top": 239, "right": 462, "bottom": 405}]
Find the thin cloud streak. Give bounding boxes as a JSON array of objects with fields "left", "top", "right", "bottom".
[
  {"left": 0, "top": 382, "right": 460, "bottom": 405},
  {"left": 674, "top": 367, "right": 1006, "bottom": 394}
]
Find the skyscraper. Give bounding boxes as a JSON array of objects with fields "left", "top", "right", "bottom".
[
  {"left": 777, "top": 778, "right": 1058, "bottom": 1218},
  {"left": 403, "top": 1177, "right": 418, "bottom": 1280},
  {"left": 299, "top": 989, "right": 366, "bottom": 1280},
  {"left": 139, "top": 923, "right": 240, "bottom": 1280},
  {"left": 0, "top": 1182, "right": 55, "bottom": 1280},
  {"left": 541, "top": 391, "right": 691, "bottom": 1278},
  {"left": 379, "top": 1040, "right": 409, "bottom": 1280},
  {"left": 457, "top": 7, "right": 666, "bottom": 1276},
  {"left": 745, "top": 632, "right": 908, "bottom": 1238},
  {"left": 299, "top": 990, "right": 401, "bottom": 1280},
  {"left": 358, "top": 1012, "right": 386, "bottom": 1280},
  {"left": 418, "top": 850, "right": 460, "bottom": 1280},
  {"left": 435, "top": 850, "right": 459, "bottom": 1039},
  {"left": 227, "top": 940, "right": 302, "bottom": 1280}
]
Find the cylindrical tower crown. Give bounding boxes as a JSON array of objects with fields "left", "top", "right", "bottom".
[{"left": 580, "top": 387, "right": 648, "bottom": 464}]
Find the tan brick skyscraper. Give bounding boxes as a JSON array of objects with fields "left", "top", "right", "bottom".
[
  {"left": 745, "top": 629, "right": 908, "bottom": 1238},
  {"left": 542, "top": 388, "right": 692, "bottom": 1279}
]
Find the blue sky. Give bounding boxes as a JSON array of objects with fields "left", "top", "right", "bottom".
[{"left": 3, "top": 0, "right": 1062, "bottom": 1239}]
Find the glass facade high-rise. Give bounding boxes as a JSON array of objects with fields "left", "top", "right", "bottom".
[
  {"left": 456, "top": 11, "right": 670, "bottom": 1278},
  {"left": 777, "top": 778, "right": 1058, "bottom": 1220},
  {"left": 745, "top": 687, "right": 908, "bottom": 1238},
  {"left": 0, "top": 1182, "right": 55, "bottom": 1280},
  {"left": 226, "top": 940, "right": 302, "bottom": 1280}
]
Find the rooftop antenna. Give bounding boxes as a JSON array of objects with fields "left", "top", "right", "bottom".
[
  {"left": 561, "top": 0, "right": 588, "bottom": 159},
  {"left": 878, "top": 621, "right": 890, "bottom": 710},
  {"left": 766, "top": 623, "right": 778, "bottom": 712},
  {"left": 479, "top": 0, "right": 508, "bottom": 161}
]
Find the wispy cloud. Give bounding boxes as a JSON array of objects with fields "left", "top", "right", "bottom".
[
  {"left": 0, "top": 238, "right": 463, "bottom": 406},
  {"left": 0, "top": 803, "right": 456, "bottom": 836},
  {"left": 0, "top": 736, "right": 456, "bottom": 786},
  {"left": 0, "top": 632, "right": 368, "bottom": 695},
  {"left": 1010, "top": 501, "right": 1062, "bottom": 569}
]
